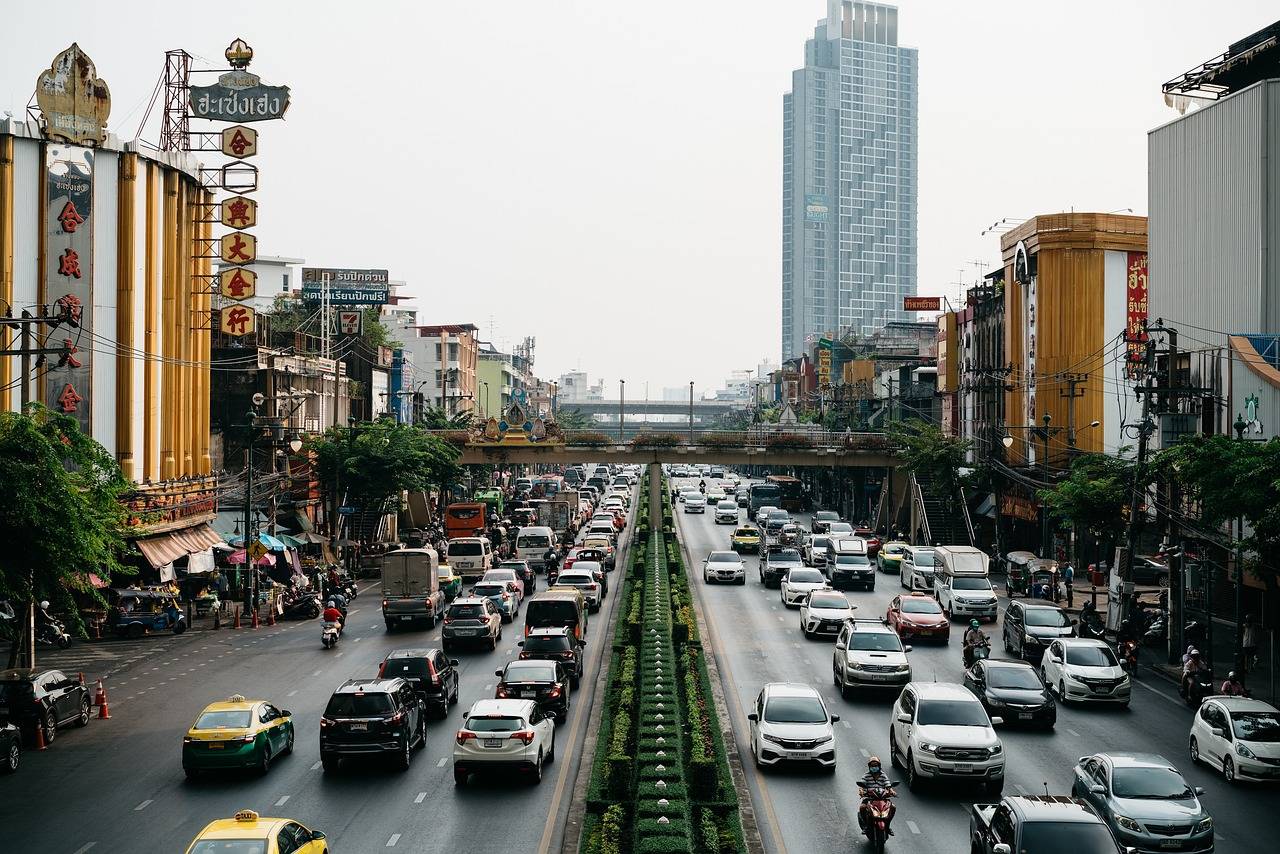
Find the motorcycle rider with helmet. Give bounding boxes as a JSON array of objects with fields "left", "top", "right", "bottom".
[
  {"left": 321, "top": 600, "right": 344, "bottom": 635},
  {"left": 857, "top": 756, "right": 897, "bottom": 835},
  {"left": 963, "top": 619, "right": 988, "bottom": 667}
]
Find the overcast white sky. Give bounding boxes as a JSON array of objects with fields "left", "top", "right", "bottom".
[{"left": 3, "top": 1, "right": 1275, "bottom": 397}]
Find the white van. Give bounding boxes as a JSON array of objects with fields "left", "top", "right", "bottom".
[
  {"left": 515, "top": 526, "right": 554, "bottom": 565},
  {"left": 932, "top": 546, "right": 997, "bottom": 621},
  {"left": 899, "top": 545, "right": 937, "bottom": 591},
  {"left": 447, "top": 537, "right": 493, "bottom": 580}
]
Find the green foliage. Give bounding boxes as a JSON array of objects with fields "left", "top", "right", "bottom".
[
  {"left": 887, "top": 418, "right": 972, "bottom": 500},
  {"left": 572, "top": 431, "right": 616, "bottom": 447},
  {"left": 417, "top": 407, "right": 475, "bottom": 430},
  {"left": 633, "top": 433, "right": 684, "bottom": 448},
  {"left": 307, "top": 418, "right": 461, "bottom": 510},
  {"left": 557, "top": 407, "right": 592, "bottom": 431},
  {"left": 765, "top": 432, "right": 814, "bottom": 450},
  {"left": 601, "top": 804, "right": 626, "bottom": 854},
  {"left": 1038, "top": 453, "right": 1134, "bottom": 547}
]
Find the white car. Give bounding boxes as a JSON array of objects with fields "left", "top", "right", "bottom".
[
  {"left": 714, "top": 500, "right": 739, "bottom": 524},
  {"left": 706, "top": 487, "right": 727, "bottom": 504},
  {"left": 480, "top": 568, "right": 524, "bottom": 603},
  {"left": 799, "top": 590, "right": 854, "bottom": 639},
  {"left": 1189, "top": 695, "right": 1280, "bottom": 783},
  {"left": 748, "top": 682, "right": 838, "bottom": 770},
  {"left": 802, "top": 534, "right": 831, "bottom": 568},
  {"left": 678, "top": 487, "right": 700, "bottom": 503},
  {"left": 1040, "top": 639, "right": 1131, "bottom": 707},
  {"left": 453, "top": 698, "right": 556, "bottom": 786},
  {"left": 755, "top": 505, "right": 781, "bottom": 524},
  {"left": 889, "top": 682, "right": 1004, "bottom": 796},
  {"left": 780, "top": 568, "right": 829, "bottom": 608},
  {"left": 552, "top": 570, "right": 602, "bottom": 612},
  {"left": 702, "top": 550, "right": 747, "bottom": 584},
  {"left": 833, "top": 619, "right": 912, "bottom": 696},
  {"left": 683, "top": 494, "right": 707, "bottom": 513}
]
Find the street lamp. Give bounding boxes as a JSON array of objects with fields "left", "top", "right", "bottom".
[
  {"left": 689, "top": 381, "right": 695, "bottom": 444},
  {"left": 619, "top": 379, "right": 625, "bottom": 442}
]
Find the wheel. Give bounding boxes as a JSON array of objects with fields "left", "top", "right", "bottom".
[
  {"left": 889, "top": 728, "right": 902, "bottom": 769},
  {"left": 531, "top": 751, "right": 544, "bottom": 785},
  {"left": 321, "top": 753, "right": 339, "bottom": 773},
  {"left": 1059, "top": 681, "right": 1067, "bottom": 704},
  {"left": 437, "top": 697, "right": 449, "bottom": 719},
  {"left": 839, "top": 674, "right": 851, "bottom": 700},
  {"left": 396, "top": 735, "right": 412, "bottom": 771},
  {"left": 801, "top": 621, "right": 809, "bottom": 639},
  {"left": 1003, "top": 631, "right": 1012, "bottom": 654},
  {"left": 1223, "top": 756, "right": 1236, "bottom": 785},
  {"left": 2, "top": 740, "right": 19, "bottom": 774},
  {"left": 454, "top": 766, "right": 468, "bottom": 786},
  {"left": 173, "top": 621, "right": 187, "bottom": 635},
  {"left": 127, "top": 622, "right": 145, "bottom": 639},
  {"left": 905, "top": 751, "right": 919, "bottom": 790},
  {"left": 385, "top": 621, "right": 395, "bottom": 632},
  {"left": 284, "top": 727, "right": 295, "bottom": 754},
  {"left": 39, "top": 712, "right": 56, "bottom": 746},
  {"left": 183, "top": 766, "right": 199, "bottom": 780},
  {"left": 1189, "top": 736, "right": 1200, "bottom": 765},
  {"left": 546, "top": 732, "right": 556, "bottom": 764},
  {"left": 737, "top": 576, "right": 746, "bottom": 586},
  {"left": 258, "top": 744, "right": 272, "bottom": 776},
  {"left": 57, "top": 634, "right": 71, "bottom": 648},
  {"left": 76, "top": 696, "right": 90, "bottom": 727},
  {"left": 451, "top": 682, "right": 460, "bottom": 705}
]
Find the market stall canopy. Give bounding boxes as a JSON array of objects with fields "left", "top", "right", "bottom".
[
  {"left": 134, "top": 523, "right": 223, "bottom": 569},
  {"left": 225, "top": 532, "right": 287, "bottom": 551},
  {"left": 227, "top": 549, "right": 276, "bottom": 566}
]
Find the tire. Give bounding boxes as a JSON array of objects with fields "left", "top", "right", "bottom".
[
  {"left": 183, "top": 766, "right": 199, "bottom": 780},
  {"left": 39, "top": 712, "right": 56, "bottom": 746},
  {"left": 321, "top": 753, "right": 339, "bottom": 773},
  {"left": 437, "top": 698, "right": 449, "bottom": 719},
  {"left": 905, "top": 751, "right": 919, "bottom": 791},
  {"left": 396, "top": 735, "right": 412, "bottom": 771},
  {"left": 385, "top": 621, "right": 395, "bottom": 632},
  {"left": 1223, "top": 756, "right": 1236, "bottom": 785},
  {"left": 737, "top": 576, "right": 746, "bottom": 586},
  {"left": 1059, "top": 681, "right": 1067, "bottom": 704},
  {"left": 76, "top": 696, "right": 90, "bottom": 727},
  {"left": 173, "top": 621, "right": 187, "bottom": 635},
  {"left": 531, "top": 751, "right": 544, "bottom": 785},
  {"left": 559, "top": 693, "right": 571, "bottom": 724},
  {"left": 801, "top": 621, "right": 810, "bottom": 639},
  {"left": 127, "top": 622, "right": 145, "bottom": 639},
  {"left": 454, "top": 766, "right": 468, "bottom": 786},
  {"left": 546, "top": 732, "right": 556, "bottom": 764},
  {"left": 284, "top": 727, "right": 295, "bottom": 755},
  {"left": 889, "top": 728, "right": 902, "bottom": 769},
  {"left": 839, "top": 674, "right": 851, "bottom": 700},
  {"left": 258, "top": 744, "right": 272, "bottom": 776},
  {"left": 2, "top": 740, "right": 19, "bottom": 774},
  {"left": 1189, "top": 736, "right": 1200, "bottom": 765},
  {"left": 451, "top": 683, "right": 460, "bottom": 705}
]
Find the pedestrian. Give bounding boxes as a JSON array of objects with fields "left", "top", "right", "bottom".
[
  {"left": 1062, "top": 563, "right": 1075, "bottom": 608},
  {"left": 1242, "top": 613, "right": 1259, "bottom": 671}
]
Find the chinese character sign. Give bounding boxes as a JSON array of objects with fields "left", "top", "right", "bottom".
[
  {"left": 219, "top": 268, "right": 257, "bottom": 300},
  {"left": 220, "top": 305, "right": 256, "bottom": 336},
  {"left": 220, "top": 195, "right": 256, "bottom": 228},
  {"left": 44, "top": 145, "right": 93, "bottom": 434},
  {"left": 1126, "top": 252, "right": 1149, "bottom": 374}
]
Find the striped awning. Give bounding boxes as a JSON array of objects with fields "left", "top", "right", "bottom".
[{"left": 134, "top": 523, "right": 224, "bottom": 569}]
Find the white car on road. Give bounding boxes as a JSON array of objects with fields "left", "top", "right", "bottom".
[
  {"left": 683, "top": 494, "right": 707, "bottom": 513},
  {"left": 552, "top": 570, "right": 603, "bottom": 612},
  {"left": 714, "top": 500, "right": 739, "bottom": 525},
  {"left": 453, "top": 699, "right": 556, "bottom": 786},
  {"left": 889, "top": 682, "right": 1004, "bottom": 796},
  {"left": 1040, "top": 639, "right": 1131, "bottom": 707},
  {"left": 702, "top": 550, "right": 747, "bottom": 584},
  {"left": 780, "top": 567, "right": 829, "bottom": 608},
  {"left": 1188, "top": 695, "right": 1280, "bottom": 783},
  {"left": 799, "top": 589, "right": 854, "bottom": 639},
  {"left": 748, "top": 682, "right": 838, "bottom": 770}
]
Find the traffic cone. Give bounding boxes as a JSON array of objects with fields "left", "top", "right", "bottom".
[
  {"left": 251, "top": 609, "right": 259, "bottom": 630},
  {"left": 34, "top": 723, "right": 47, "bottom": 751},
  {"left": 78, "top": 672, "right": 85, "bottom": 686},
  {"left": 95, "top": 679, "right": 111, "bottom": 719},
  {"left": 233, "top": 607, "right": 241, "bottom": 629}
]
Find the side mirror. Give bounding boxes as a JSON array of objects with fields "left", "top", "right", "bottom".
[
  {"left": 280, "top": 709, "right": 292, "bottom": 718},
  {"left": 835, "top": 641, "right": 847, "bottom": 650},
  {"left": 495, "top": 669, "right": 504, "bottom": 677},
  {"left": 1193, "top": 786, "right": 1205, "bottom": 795},
  {"left": 1089, "top": 783, "right": 1106, "bottom": 795},
  {"left": 903, "top": 645, "right": 913, "bottom": 653},
  {"left": 993, "top": 845, "right": 1013, "bottom": 854},
  {"left": 990, "top": 716, "right": 1004, "bottom": 726},
  {"left": 1211, "top": 727, "right": 1226, "bottom": 738},
  {"left": 896, "top": 713, "right": 911, "bottom": 724},
  {"left": 830, "top": 714, "right": 841, "bottom": 723},
  {"left": 747, "top": 712, "right": 758, "bottom": 722},
  {"left": 311, "top": 831, "right": 326, "bottom": 842},
  {"left": 450, "top": 659, "right": 459, "bottom": 667},
  {"left": 517, "top": 640, "right": 524, "bottom": 647}
]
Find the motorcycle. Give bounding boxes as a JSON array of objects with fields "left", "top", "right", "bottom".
[
  {"left": 281, "top": 593, "right": 321, "bottom": 621},
  {"left": 321, "top": 621, "right": 341, "bottom": 650},
  {"left": 1181, "top": 667, "right": 1214, "bottom": 707},
  {"left": 36, "top": 613, "right": 71, "bottom": 649},
  {"left": 1077, "top": 613, "right": 1106, "bottom": 641},
  {"left": 1143, "top": 615, "right": 1167, "bottom": 644},
  {"left": 963, "top": 638, "right": 991, "bottom": 668},
  {"left": 857, "top": 781, "right": 899, "bottom": 853},
  {"left": 1118, "top": 638, "right": 1139, "bottom": 677}
]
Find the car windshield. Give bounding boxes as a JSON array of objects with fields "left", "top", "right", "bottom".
[
  {"left": 775, "top": 550, "right": 802, "bottom": 562},
  {"left": 763, "top": 696, "right": 827, "bottom": 723},
  {"left": 850, "top": 632, "right": 902, "bottom": 651},
  {"left": 809, "top": 594, "right": 848, "bottom": 609},
  {"left": 193, "top": 710, "right": 252, "bottom": 729},
  {"left": 735, "top": 528, "right": 758, "bottom": 537},
  {"left": 916, "top": 699, "right": 989, "bottom": 727},
  {"left": 815, "top": 512, "right": 839, "bottom": 521},
  {"left": 709, "top": 553, "right": 739, "bottom": 563},
  {"left": 1111, "top": 766, "right": 1193, "bottom": 799},
  {"left": 472, "top": 585, "right": 504, "bottom": 597},
  {"left": 517, "top": 534, "right": 550, "bottom": 548},
  {"left": 1065, "top": 645, "right": 1119, "bottom": 667},
  {"left": 787, "top": 570, "right": 825, "bottom": 584},
  {"left": 1231, "top": 711, "right": 1280, "bottom": 742},
  {"left": 953, "top": 577, "right": 992, "bottom": 591},
  {"left": 325, "top": 692, "right": 393, "bottom": 717},
  {"left": 883, "top": 543, "right": 904, "bottom": 555},
  {"left": 1018, "top": 823, "right": 1120, "bottom": 852},
  {"left": 557, "top": 574, "right": 593, "bottom": 585},
  {"left": 466, "top": 715, "right": 524, "bottom": 732},
  {"left": 986, "top": 667, "right": 1043, "bottom": 690},
  {"left": 438, "top": 568, "right": 455, "bottom": 579},
  {"left": 524, "top": 635, "right": 571, "bottom": 653},
  {"left": 189, "top": 842, "right": 269, "bottom": 854},
  {"left": 835, "top": 554, "right": 870, "bottom": 566},
  {"left": 811, "top": 536, "right": 830, "bottom": 548},
  {"left": 910, "top": 551, "right": 935, "bottom": 567},
  {"left": 1026, "top": 608, "right": 1071, "bottom": 627},
  {"left": 900, "top": 598, "right": 941, "bottom": 614},
  {"left": 504, "top": 663, "right": 557, "bottom": 682},
  {"left": 448, "top": 542, "right": 484, "bottom": 556},
  {"left": 449, "top": 604, "right": 486, "bottom": 619}
]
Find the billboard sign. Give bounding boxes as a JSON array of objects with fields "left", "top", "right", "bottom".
[
  {"left": 903, "top": 296, "right": 941, "bottom": 312},
  {"left": 337, "top": 310, "right": 363, "bottom": 336},
  {"left": 804, "top": 194, "right": 829, "bottom": 223},
  {"left": 43, "top": 144, "right": 94, "bottom": 434},
  {"left": 816, "top": 337, "right": 833, "bottom": 388},
  {"left": 35, "top": 44, "right": 111, "bottom": 147},
  {"left": 191, "top": 70, "right": 290, "bottom": 123},
  {"left": 302, "top": 285, "right": 388, "bottom": 305},
  {"left": 301, "top": 268, "right": 390, "bottom": 305},
  {"left": 1126, "top": 251, "right": 1149, "bottom": 371}
]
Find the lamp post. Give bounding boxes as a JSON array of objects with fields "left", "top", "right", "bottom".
[
  {"left": 242, "top": 405, "right": 259, "bottom": 614},
  {"left": 481, "top": 381, "right": 489, "bottom": 418},
  {"left": 1032, "top": 413, "right": 1053, "bottom": 558},
  {"left": 618, "top": 379, "right": 625, "bottom": 442},
  {"left": 689, "top": 381, "right": 695, "bottom": 444},
  {"left": 1233, "top": 413, "right": 1247, "bottom": 675},
  {"left": 995, "top": 431, "right": 1014, "bottom": 567}
]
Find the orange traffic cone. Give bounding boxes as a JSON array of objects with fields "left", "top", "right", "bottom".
[
  {"left": 233, "top": 606, "right": 241, "bottom": 629},
  {"left": 267, "top": 606, "right": 275, "bottom": 627},
  {"left": 95, "top": 679, "right": 111, "bottom": 719},
  {"left": 34, "top": 722, "right": 47, "bottom": 751},
  {"left": 251, "top": 609, "right": 259, "bottom": 629}
]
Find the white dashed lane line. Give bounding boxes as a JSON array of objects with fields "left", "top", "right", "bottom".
[
  {"left": 436, "top": 757, "right": 447, "bottom": 767},
  {"left": 133, "top": 800, "right": 153, "bottom": 811},
  {"left": 907, "top": 821, "right": 921, "bottom": 835},
  {"left": 386, "top": 834, "right": 401, "bottom": 847},
  {"left": 311, "top": 761, "right": 322, "bottom": 770},
  {"left": 1066, "top": 728, "right": 1081, "bottom": 737},
  {"left": 275, "top": 796, "right": 290, "bottom": 806},
  {"left": 287, "top": 690, "right": 297, "bottom": 697},
  {"left": 71, "top": 843, "right": 97, "bottom": 854},
  {"left": 414, "top": 792, "right": 427, "bottom": 804}
]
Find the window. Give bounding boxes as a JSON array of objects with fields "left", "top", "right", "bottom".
[
  {"left": 991, "top": 806, "right": 1014, "bottom": 844},
  {"left": 282, "top": 273, "right": 290, "bottom": 292}
]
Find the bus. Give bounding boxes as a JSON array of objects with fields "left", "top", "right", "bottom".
[
  {"left": 748, "top": 482, "right": 782, "bottom": 516},
  {"left": 765, "top": 474, "right": 808, "bottom": 512},
  {"left": 533, "top": 475, "right": 564, "bottom": 498}
]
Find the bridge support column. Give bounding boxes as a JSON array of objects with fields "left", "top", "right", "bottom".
[{"left": 648, "top": 461, "right": 663, "bottom": 531}]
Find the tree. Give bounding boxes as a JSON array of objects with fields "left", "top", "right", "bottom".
[
  {"left": 887, "top": 419, "right": 972, "bottom": 504},
  {"left": 418, "top": 407, "right": 474, "bottom": 430},
  {"left": 0, "top": 405, "right": 131, "bottom": 650},
  {"left": 1038, "top": 452, "right": 1134, "bottom": 568},
  {"left": 308, "top": 419, "right": 462, "bottom": 512},
  {"left": 555, "top": 407, "right": 592, "bottom": 431}
]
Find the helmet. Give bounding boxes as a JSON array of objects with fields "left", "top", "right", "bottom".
[
  {"left": 1228, "top": 671, "right": 1238, "bottom": 680},
  {"left": 1189, "top": 648, "right": 1201, "bottom": 657},
  {"left": 970, "top": 619, "right": 980, "bottom": 629},
  {"left": 867, "top": 756, "right": 882, "bottom": 773},
  {"left": 327, "top": 600, "right": 336, "bottom": 608}
]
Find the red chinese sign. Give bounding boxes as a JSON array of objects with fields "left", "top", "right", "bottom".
[
  {"left": 1126, "top": 252, "right": 1149, "bottom": 370},
  {"left": 220, "top": 195, "right": 256, "bottom": 228},
  {"left": 219, "top": 267, "right": 257, "bottom": 300},
  {"left": 220, "top": 231, "right": 256, "bottom": 264},
  {"left": 57, "top": 383, "right": 83, "bottom": 413},
  {"left": 58, "top": 247, "right": 82, "bottom": 278},
  {"left": 58, "top": 201, "right": 84, "bottom": 233},
  {"left": 220, "top": 305, "right": 256, "bottom": 336},
  {"left": 45, "top": 145, "right": 93, "bottom": 435}
]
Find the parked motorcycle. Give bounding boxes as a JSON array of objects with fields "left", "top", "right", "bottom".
[
  {"left": 857, "top": 780, "right": 900, "bottom": 853},
  {"left": 281, "top": 593, "right": 321, "bottom": 621},
  {"left": 321, "top": 621, "right": 341, "bottom": 650}
]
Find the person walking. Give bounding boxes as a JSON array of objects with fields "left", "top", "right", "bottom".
[
  {"left": 1241, "top": 613, "right": 1259, "bottom": 673},
  {"left": 1062, "top": 562, "right": 1075, "bottom": 608}
]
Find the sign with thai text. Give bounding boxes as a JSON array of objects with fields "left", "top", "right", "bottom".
[
  {"left": 1126, "top": 251, "right": 1149, "bottom": 372},
  {"left": 35, "top": 44, "right": 111, "bottom": 147},
  {"left": 43, "top": 145, "right": 94, "bottom": 435},
  {"left": 302, "top": 268, "right": 390, "bottom": 286},
  {"left": 191, "top": 69, "right": 290, "bottom": 123},
  {"left": 904, "top": 296, "right": 941, "bottom": 312}
]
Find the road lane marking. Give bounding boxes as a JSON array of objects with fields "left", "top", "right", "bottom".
[
  {"left": 354, "top": 637, "right": 362, "bottom": 642},
  {"left": 72, "top": 844, "right": 97, "bottom": 854},
  {"left": 859, "top": 747, "right": 869, "bottom": 757},
  {"left": 415, "top": 792, "right": 427, "bottom": 803},
  {"left": 1014, "top": 783, "right": 1028, "bottom": 794},
  {"left": 311, "top": 761, "right": 322, "bottom": 770},
  {"left": 287, "top": 690, "right": 297, "bottom": 697},
  {"left": 1132, "top": 677, "right": 1183, "bottom": 707},
  {"left": 133, "top": 800, "right": 152, "bottom": 811},
  {"left": 335, "top": 652, "right": 344, "bottom": 657},
  {"left": 776, "top": 616, "right": 784, "bottom": 622},
  {"left": 436, "top": 757, "right": 447, "bottom": 767},
  {"left": 312, "top": 670, "right": 322, "bottom": 677},
  {"left": 275, "top": 796, "right": 290, "bottom": 806},
  {"left": 907, "top": 821, "right": 920, "bottom": 835},
  {"left": 1067, "top": 728, "right": 1080, "bottom": 737},
  {"left": 386, "top": 834, "right": 400, "bottom": 847},
  {"left": 484, "top": 684, "right": 493, "bottom": 690},
  {"left": 841, "top": 720, "right": 851, "bottom": 729}
]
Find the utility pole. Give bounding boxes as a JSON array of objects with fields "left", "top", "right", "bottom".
[
  {"left": 242, "top": 407, "right": 257, "bottom": 615},
  {"left": 1122, "top": 335, "right": 1158, "bottom": 633},
  {"left": 688, "top": 381, "right": 694, "bottom": 444},
  {"left": 618, "top": 379, "right": 625, "bottom": 442},
  {"left": 1061, "top": 373, "right": 1087, "bottom": 456}
]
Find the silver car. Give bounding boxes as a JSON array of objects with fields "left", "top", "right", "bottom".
[{"left": 1070, "top": 752, "right": 1213, "bottom": 852}]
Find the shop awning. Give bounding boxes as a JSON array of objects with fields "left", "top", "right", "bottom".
[
  {"left": 226, "top": 532, "right": 288, "bottom": 551},
  {"left": 134, "top": 523, "right": 224, "bottom": 570}
]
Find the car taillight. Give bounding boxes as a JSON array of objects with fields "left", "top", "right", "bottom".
[
  {"left": 512, "top": 730, "right": 536, "bottom": 745},
  {"left": 501, "top": 592, "right": 509, "bottom": 600},
  {"left": 320, "top": 717, "right": 334, "bottom": 728},
  {"left": 549, "top": 686, "right": 562, "bottom": 698},
  {"left": 443, "top": 616, "right": 454, "bottom": 624},
  {"left": 377, "top": 662, "right": 386, "bottom": 677},
  {"left": 389, "top": 710, "right": 405, "bottom": 724},
  {"left": 587, "top": 584, "right": 597, "bottom": 592},
  {"left": 456, "top": 730, "right": 476, "bottom": 746},
  {"left": 382, "top": 598, "right": 389, "bottom": 608},
  {"left": 496, "top": 686, "right": 510, "bottom": 698}
]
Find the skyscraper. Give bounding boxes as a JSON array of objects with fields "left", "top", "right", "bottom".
[{"left": 782, "top": 0, "right": 918, "bottom": 360}]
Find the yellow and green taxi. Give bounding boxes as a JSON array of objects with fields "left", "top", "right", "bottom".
[
  {"left": 731, "top": 525, "right": 761, "bottom": 554},
  {"left": 438, "top": 563, "right": 463, "bottom": 600},
  {"left": 182, "top": 694, "right": 294, "bottom": 778},
  {"left": 185, "top": 809, "right": 328, "bottom": 853},
  {"left": 878, "top": 541, "right": 909, "bottom": 574}
]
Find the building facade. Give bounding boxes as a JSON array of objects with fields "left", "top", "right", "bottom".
[
  {"left": 388, "top": 321, "right": 479, "bottom": 415},
  {"left": 782, "top": 0, "right": 918, "bottom": 359}
]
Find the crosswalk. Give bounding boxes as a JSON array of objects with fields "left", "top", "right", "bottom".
[{"left": 29, "top": 629, "right": 204, "bottom": 682}]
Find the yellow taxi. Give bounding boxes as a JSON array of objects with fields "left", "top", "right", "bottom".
[
  {"left": 438, "top": 563, "right": 463, "bottom": 600},
  {"left": 182, "top": 694, "right": 294, "bottom": 779},
  {"left": 185, "top": 809, "right": 328, "bottom": 853},
  {"left": 730, "top": 525, "right": 762, "bottom": 554}
]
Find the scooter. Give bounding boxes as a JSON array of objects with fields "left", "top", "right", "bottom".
[
  {"left": 1117, "top": 638, "right": 1139, "bottom": 677},
  {"left": 1077, "top": 613, "right": 1106, "bottom": 641},
  {"left": 857, "top": 781, "right": 900, "bottom": 853},
  {"left": 281, "top": 593, "right": 321, "bottom": 621},
  {"left": 321, "top": 621, "right": 341, "bottom": 649},
  {"left": 963, "top": 639, "right": 991, "bottom": 668},
  {"left": 1181, "top": 667, "right": 1214, "bottom": 707},
  {"left": 36, "top": 616, "right": 71, "bottom": 649}
]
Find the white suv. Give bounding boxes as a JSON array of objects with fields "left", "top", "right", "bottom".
[
  {"left": 714, "top": 500, "right": 739, "bottom": 524},
  {"left": 747, "top": 682, "right": 838, "bottom": 770},
  {"left": 780, "top": 568, "right": 829, "bottom": 608},
  {"left": 889, "top": 682, "right": 1004, "bottom": 796},
  {"left": 453, "top": 698, "right": 556, "bottom": 786},
  {"left": 1040, "top": 639, "right": 1131, "bottom": 707},
  {"left": 800, "top": 590, "right": 854, "bottom": 639},
  {"left": 833, "top": 619, "right": 911, "bottom": 697}
]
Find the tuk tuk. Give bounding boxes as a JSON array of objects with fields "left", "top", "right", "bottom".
[
  {"left": 107, "top": 588, "right": 187, "bottom": 638},
  {"left": 1028, "top": 558, "right": 1061, "bottom": 601},
  {"left": 1003, "top": 551, "right": 1038, "bottom": 598}
]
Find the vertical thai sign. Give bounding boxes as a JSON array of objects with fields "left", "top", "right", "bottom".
[
  {"left": 816, "top": 337, "right": 833, "bottom": 388},
  {"left": 44, "top": 145, "right": 94, "bottom": 434},
  {"left": 1125, "top": 252, "right": 1149, "bottom": 375},
  {"left": 1014, "top": 240, "right": 1037, "bottom": 438}
]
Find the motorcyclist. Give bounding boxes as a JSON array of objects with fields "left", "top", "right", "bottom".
[
  {"left": 1220, "top": 671, "right": 1248, "bottom": 697},
  {"left": 857, "top": 756, "right": 897, "bottom": 835},
  {"left": 543, "top": 545, "right": 561, "bottom": 576},
  {"left": 963, "top": 619, "right": 988, "bottom": 666},
  {"left": 321, "top": 600, "right": 344, "bottom": 634},
  {"left": 1180, "top": 648, "right": 1205, "bottom": 696}
]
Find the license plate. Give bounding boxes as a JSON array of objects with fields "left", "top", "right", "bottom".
[
  {"left": 207, "top": 743, "right": 225, "bottom": 749},
  {"left": 350, "top": 722, "right": 367, "bottom": 731},
  {"left": 1018, "top": 713, "right": 1033, "bottom": 720},
  {"left": 784, "top": 751, "right": 810, "bottom": 758},
  {"left": 952, "top": 763, "right": 972, "bottom": 772},
  {"left": 521, "top": 691, "right": 537, "bottom": 698},
  {"left": 399, "top": 615, "right": 413, "bottom": 621},
  {"left": 483, "top": 738, "right": 502, "bottom": 748},
  {"left": 1093, "top": 686, "right": 1110, "bottom": 694},
  {"left": 821, "top": 625, "right": 837, "bottom": 633},
  {"left": 455, "top": 629, "right": 477, "bottom": 636},
  {"left": 1160, "top": 842, "right": 1182, "bottom": 849}
]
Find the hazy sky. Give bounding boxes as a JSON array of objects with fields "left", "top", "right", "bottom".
[{"left": 3, "top": 1, "right": 1275, "bottom": 397}]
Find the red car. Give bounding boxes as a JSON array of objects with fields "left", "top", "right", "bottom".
[
  {"left": 886, "top": 593, "right": 950, "bottom": 642},
  {"left": 854, "top": 528, "right": 882, "bottom": 559}
]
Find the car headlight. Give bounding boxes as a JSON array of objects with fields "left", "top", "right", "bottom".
[
  {"left": 986, "top": 695, "right": 1005, "bottom": 708},
  {"left": 1236, "top": 743, "right": 1255, "bottom": 759},
  {"left": 1024, "top": 635, "right": 1041, "bottom": 645},
  {"left": 917, "top": 742, "right": 936, "bottom": 753},
  {"left": 989, "top": 742, "right": 1002, "bottom": 754},
  {"left": 762, "top": 733, "right": 786, "bottom": 746},
  {"left": 896, "top": 664, "right": 911, "bottom": 672},
  {"left": 1115, "top": 815, "right": 1142, "bottom": 833},
  {"left": 848, "top": 662, "right": 864, "bottom": 670},
  {"left": 813, "top": 734, "right": 833, "bottom": 746},
  {"left": 1195, "top": 817, "right": 1213, "bottom": 833}
]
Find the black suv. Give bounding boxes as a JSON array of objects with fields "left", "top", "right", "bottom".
[
  {"left": 518, "top": 628, "right": 583, "bottom": 688},
  {"left": 1002, "top": 601, "right": 1075, "bottom": 662},
  {"left": 378, "top": 649, "right": 460, "bottom": 719},
  {"left": 0, "top": 668, "right": 91, "bottom": 745},
  {"left": 495, "top": 660, "right": 571, "bottom": 723},
  {"left": 319, "top": 678, "right": 426, "bottom": 772}
]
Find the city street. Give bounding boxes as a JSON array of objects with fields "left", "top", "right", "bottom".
[
  {"left": 0, "top": 528, "right": 633, "bottom": 854},
  {"left": 673, "top": 476, "right": 1274, "bottom": 854}
]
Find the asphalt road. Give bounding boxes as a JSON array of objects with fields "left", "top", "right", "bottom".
[
  {"left": 0, "top": 496, "right": 634, "bottom": 854},
  {"left": 673, "top": 475, "right": 1272, "bottom": 854}
]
